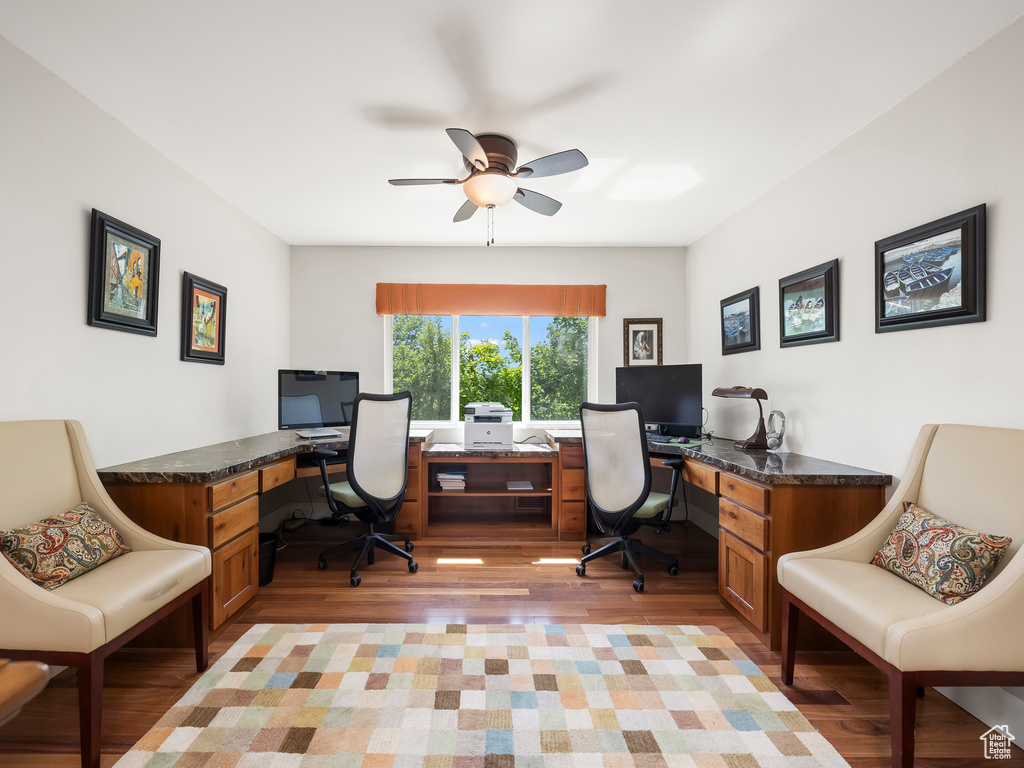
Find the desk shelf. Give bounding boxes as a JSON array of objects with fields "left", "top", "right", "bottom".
[{"left": 421, "top": 452, "right": 559, "bottom": 540}]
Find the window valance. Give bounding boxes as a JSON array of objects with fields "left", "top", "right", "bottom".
[{"left": 375, "top": 283, "right": 606, "bottom": 317}]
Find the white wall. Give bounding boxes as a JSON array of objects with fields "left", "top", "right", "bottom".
[
  {"left": 0, "top": 36, "right": 291, "bottom": 467},
  {"left": 289, "top": 245, "right": 688, "bottom": 427},
  {"left": 686, "top": 15, "right": 1024, "bottom": 739}
]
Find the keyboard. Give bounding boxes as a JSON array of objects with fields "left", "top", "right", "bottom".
[{"left": 646, "top": 434, "right": 679, "bottom": 444}]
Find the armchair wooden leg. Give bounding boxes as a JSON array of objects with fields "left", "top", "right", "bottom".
[
  {"left": 781, "top": 591, "right": 799, "bottom": 686},
  {"left": 889, "top": 669, "right": 917, "bottom": 768},
  {"left": 78, "top": 654, "right": 103, "bottom": 768},
  {"left": 193, "top": 582, "right": 210, "bottom": 673}
]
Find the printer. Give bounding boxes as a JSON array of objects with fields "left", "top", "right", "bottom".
[{"left": 464, "top": 402, "right": 514, "bottom": 448}]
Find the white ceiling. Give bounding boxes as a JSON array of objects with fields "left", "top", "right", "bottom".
[{"left": 2, "top": 1, "right": 1022, "bottom": 247}]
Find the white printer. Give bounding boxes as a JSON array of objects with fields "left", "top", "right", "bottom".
[{"left": 464, "top": 402, "right": 514, "bottom": 447}]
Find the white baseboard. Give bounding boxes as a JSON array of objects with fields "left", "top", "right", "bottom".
[{"left": 935, "top": 686, "right": 1024, "bottom": 751}]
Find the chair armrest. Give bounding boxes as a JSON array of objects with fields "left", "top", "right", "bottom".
[
  {"left": 0, "top": 561, "right": 104, "bottom": 652},
  {"left": 779, "top": 424, "right": 939, "bottom": 570},
  {"left": 661, "top": 458, "right": 684, "bottom": 470},
  {"left": 885, "top": 554, "right": 1024, "bottom": 671},
  {"left": 65, "top": 422, "right": 211, "bottom": 569}
]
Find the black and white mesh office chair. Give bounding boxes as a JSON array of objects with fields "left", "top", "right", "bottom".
[
  {"left": 313, "top": 391, "right": 417, "bottom": 586},
  {"left": 576, "top": 401, "right": 681, "bottom": 592}
]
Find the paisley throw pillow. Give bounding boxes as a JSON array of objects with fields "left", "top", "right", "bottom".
[
  {"left": 872, "top": 501, "right": 1011, "bottom": 605},
  {"left": 0, "top": 503, "right": 132, "bottom": 590}
]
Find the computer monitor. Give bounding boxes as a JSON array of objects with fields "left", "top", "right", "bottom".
[
  {"left": 615, "top": 364, "right": 702, "bottom": 438},
  {"left": 278, "top": 370, "right": 359, "bottom": 429}
]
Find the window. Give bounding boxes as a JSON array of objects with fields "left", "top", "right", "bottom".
[{"left": 390, "top": 315, "right": 594, "bottom": 422}]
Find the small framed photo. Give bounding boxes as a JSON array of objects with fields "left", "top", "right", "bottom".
[
  {"left": 623, "top": 318, "right": 662, "bottom": 366},
  {"left": 875, "top": 204, "right": 986, "bottom": 333},
  {"left": 720, "top": 287, "right": 760, "bottom": 355},
  {"left": 87, "top": 209, "right": 160, "bottom": 336},
  {"left": 181, "top": 272, "right": 227, "bottom": 364},
  {"left": 779, "top": 259, "right": 839, "bottom": 348}
]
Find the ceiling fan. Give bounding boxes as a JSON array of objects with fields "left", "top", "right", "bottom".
[{"left": 388, "top": 129, "right": 589, "bottom": 228}]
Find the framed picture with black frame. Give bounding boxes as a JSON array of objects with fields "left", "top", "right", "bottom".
[
  {"left": 779, "top": 259, "right": 839, "bottom": 348},
  {"left": 720, "top": 287, "right": 760, "bottom": 355},
  {"left": 181, "top": 272, "right": 227, "bottom": 364},
  {"left": 874, "top": 204, "right": 986, "bottom": 333},
  {"left": 623, "top": 318, "right": 662, "bottom": 366},
  {"left": 87, "top": 209, "right": 160, "bottom": 336}
]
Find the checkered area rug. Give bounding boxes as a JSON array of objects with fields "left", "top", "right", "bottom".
[{"left": 114, "top": 623, "right": 849, "bottom": 767}]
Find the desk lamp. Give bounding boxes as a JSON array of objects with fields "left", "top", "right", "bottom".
[{"left": 712, "top": 386, "right": 769, "bottom": 450}]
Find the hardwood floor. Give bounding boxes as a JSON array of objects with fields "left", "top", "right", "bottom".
[{"left": 1, "top": 521, "right": 1019, "bottom": 766}]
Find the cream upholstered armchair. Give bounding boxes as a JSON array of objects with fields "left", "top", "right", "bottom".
[
  {"left": 778, "top": 424, "right": 1024, "bottom": 768},
  {"left": 0, "top": 420, "right": 211, "bottom": 768}
]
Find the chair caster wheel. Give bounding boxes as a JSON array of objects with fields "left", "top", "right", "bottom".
[
  {"left": 633, "top": 579, "right": 645, "bottom": 593},
  {"left": 576, "top": 564, "right": 586, "bottom": 577},
  {"left": 581, "top": 544, "right": 591, "bottom": 555},
  {"left": 409, "top": 561, "right": 418, "bottom": 573},
  {"left": 350, "top": 574, "right": 361, "bottom": 587},
  {"left": 404, "top": 541, "right": 414, "bottom": 552},
  {"left": 668, "top": 565, "right": 679, "bottom": 576},
  {"left": 317, "top": 558, "right": 327, "bottom": 571}
]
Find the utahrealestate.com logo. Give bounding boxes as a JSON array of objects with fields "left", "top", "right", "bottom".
[{"left": 980, "top": 725, "right": 1016, "bottom": 760}]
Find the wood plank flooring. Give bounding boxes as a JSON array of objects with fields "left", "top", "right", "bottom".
[{"left": 1, "top": 521, "right": 1019, "bottom": 766}]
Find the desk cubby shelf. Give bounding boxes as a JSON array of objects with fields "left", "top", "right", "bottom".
[{"left": 419, "top": 450, "right": 559, "bottom": 540}]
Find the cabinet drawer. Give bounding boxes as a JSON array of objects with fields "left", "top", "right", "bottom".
[
  {"left": 405, "top": 467, "right": 419, "bottom": 501},
  {"left": 210, "top": 496, "right": 259, "bottom": 550},
  {"left": 719, "top": 498, "right": 768, "bottom": 551},
  {"left": 259, "top": 459, "right": 294, "bottom": 493},
  {"left": 394, "top": 501, "right": 420, "bottom": 535},
  {"left": 209, "top": 471, "right": 258, "bottom": 511},
  {"left": 683, "top": 460, "right": 718, "bottom": 495},
  {"left": 719, "top": 530, "right": 767, "bottom": 632},
  {"left": 561, "top": 468, "right": 586, "bottom": 501},
  {"left": 559, "top": 501, "right": 587, "bottom": 536},
  {"left": 560, "top": 444, "right": 585, "bottom": 469},
  {"left": 720, "top": 473, "right": 767, "bottom": 513},
  {"left": 211, "top": 528, "right": 259, "bottom": 629}
]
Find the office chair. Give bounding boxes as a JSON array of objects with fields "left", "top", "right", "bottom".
[
  {"left": 313, "top": 391, "right": 417, "bottom": 586},
  {"left": 575, "top": 402, "right": 681, "bottom": 592}
]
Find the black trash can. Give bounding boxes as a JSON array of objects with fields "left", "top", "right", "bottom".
[{"left": 258, "top": 533, "right": 278, "bottom": 586}]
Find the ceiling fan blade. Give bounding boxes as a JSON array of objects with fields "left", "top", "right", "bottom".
[
  {"left": 446, "top": 128, "right": 489, "bottom": 170},
  {"left": 514, "top": 188, "right": 562, "bottom": 216},
  {"left": 453, "top": 199, "right": 478, "bottom": 222},
  {"left": 388, "top": 178, "right": 459, "bottom": 186},
  {"left": 515, "top": 149, "right": 588, "bottom": 179}
]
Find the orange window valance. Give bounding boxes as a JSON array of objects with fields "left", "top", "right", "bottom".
[{"left": 375, "top": 283, "right": 606, "bottom": 317}]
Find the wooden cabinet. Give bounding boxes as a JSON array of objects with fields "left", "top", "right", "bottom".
[
  {"left": 719, "top": 529, "right": 768, "bottom": 632},
  {"left": 104, "top": 457, "right": 295, "bottom": 645},
  {"left": 393, "top": 442, "right": 423, "bottom": 536},
  {"left": 211, "top": 527, "right": 259, "bottom": 628}
]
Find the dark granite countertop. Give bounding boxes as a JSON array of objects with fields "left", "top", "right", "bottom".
[
  {"left": 423, "top": 443, "right": 557, "bottom": 459},
  {"left": 98, "top": 429, "right": 434, "bottom": 484},
  {"left": 545, "top": 431, "right": 891, "bottom": 487}
]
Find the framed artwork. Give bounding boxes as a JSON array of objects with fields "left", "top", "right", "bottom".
[
  {"left": 87, "top": 209, "right": 161, "bottom": 335},
  {"left": 875, "top": 204, "right": 986, "bottom": 333},
  {"left": 181, "top": 272, "right": 227, "bottom": 364},
  {"left": 720, "top": 287, "right": 760, "bottom": 355},
  {"left": 779, "top": 259, "right": 839, "bottom": 348},
  {"left": 623, "top": 318, "right": 662, "bottom": 366}
]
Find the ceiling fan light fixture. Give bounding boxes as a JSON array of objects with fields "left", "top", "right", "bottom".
[{"left": 463, "top": 172, "right": 518, "bottom": 208}]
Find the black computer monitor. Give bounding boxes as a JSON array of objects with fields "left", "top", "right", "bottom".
[
  {"left": 615, "top": 364, "right": 702, "bottom": 438},
  {"left": 278, "top": 370, "right": 359, "bottom": 429}
]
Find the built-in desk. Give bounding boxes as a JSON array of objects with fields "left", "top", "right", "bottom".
[
  {"left": 545, "top": 431, "right": 892, "bottom": 650},
  {"left": 98, "top": 429, "right": 432, "bottom": 644}
]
